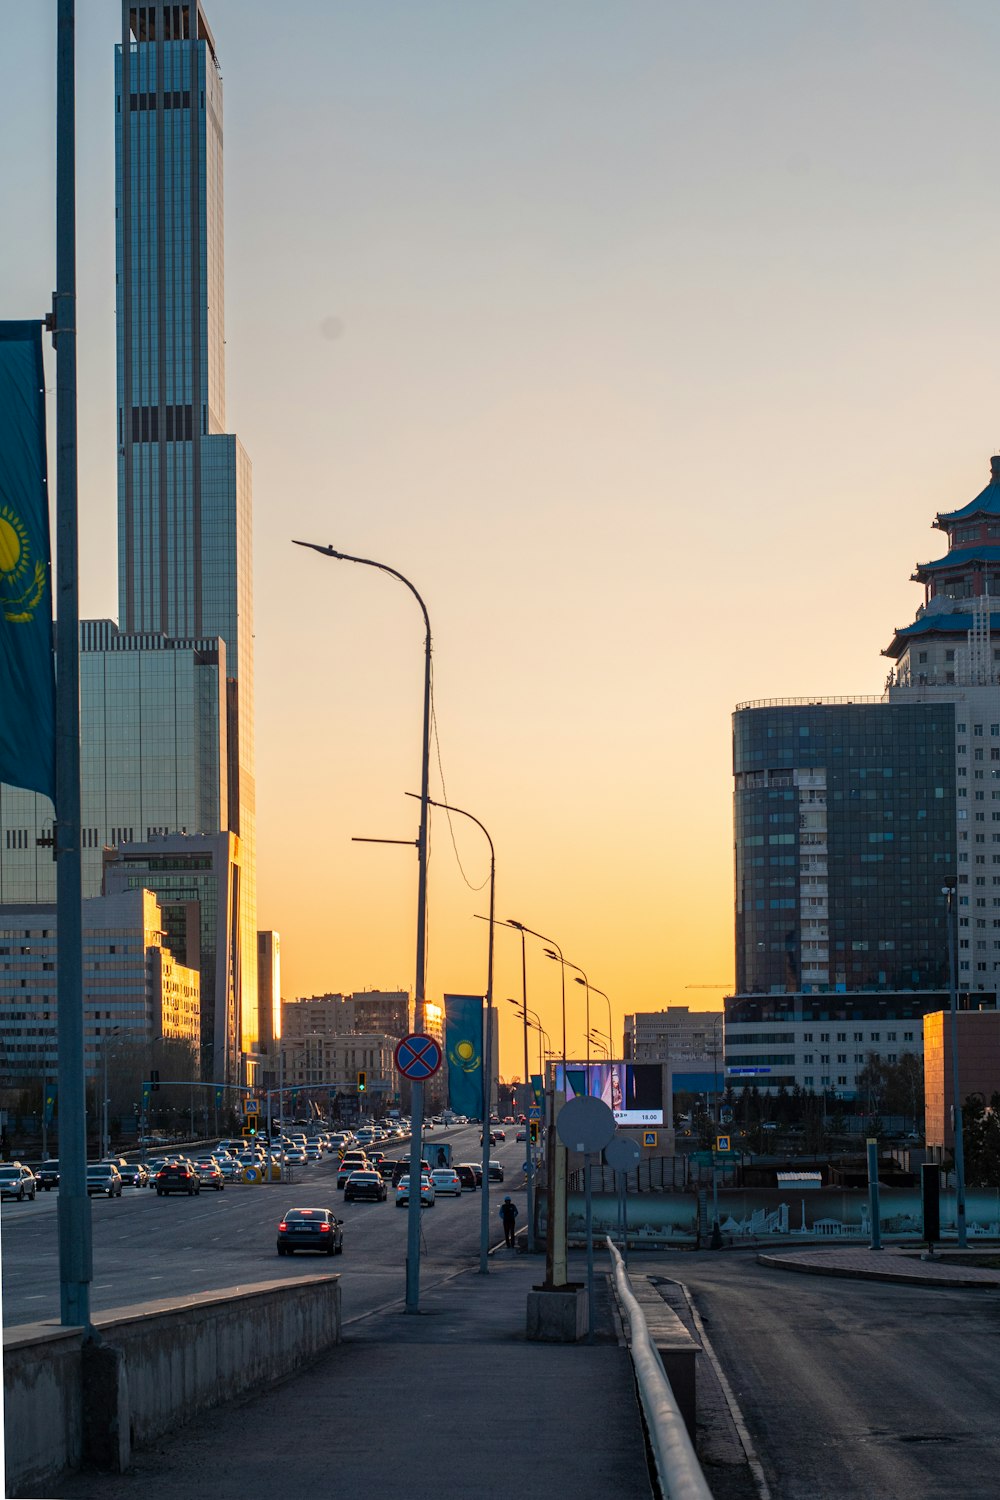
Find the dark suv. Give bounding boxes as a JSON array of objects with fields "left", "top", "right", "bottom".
[
  {"left": 155, "top": 1162, "right": 202, "bottom": 1196},
  {"left": 454, "top": 1164, "right": 479, "bottom": 1191},
  {"left": 35, "top": 1160, "right": 60, "bottom": 1191}
]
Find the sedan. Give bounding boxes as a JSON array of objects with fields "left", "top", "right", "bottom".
[
  {"left": 276, "top": 1207, "right": 343, "bottom": 1256},
  {"left": 343, "top": 1170, "right": 387, "bottom": 1203},
  {"left": 337, "top": 1159, "right": 369, "bottom": 1189},
  {"left": 396, "top": 1175, "right": 435, "bottom": 1208},
  {"left": 493, "top": 1128, "right": 507, "bottom": 1142},
  {"left": 487, "top": 1160, "right": 504, "bottom": 1182},
  {"left": 0, "top": 1163, "right": 37, "bottom": 1201},
  {"left": 193, "top": 1158, "right": 226, "bottom": 1191},
  {"left": 516, "top": 1129, "right": 528, "bottom": 1143},
  {"left": 86, "top": 1163, "right": 122, "bottom": 1198},
  {"left": 216, "top": 1155, "right": 243, "bottom": 1182},
  {"left": 117, "top": 1161, "right": 149, "bottom": 1188},
  {"left": 430, "top": 1169, "right": 462, "bottom": 1197}
]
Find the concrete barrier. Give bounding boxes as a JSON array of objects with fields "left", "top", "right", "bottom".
[{"left": 3, "top": 1274, "right": 341, "bottom": 1499}]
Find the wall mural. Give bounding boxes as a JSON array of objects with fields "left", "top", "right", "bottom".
[{"left": 538, "top": 1188, "right": 1000, "bottom": 1245}]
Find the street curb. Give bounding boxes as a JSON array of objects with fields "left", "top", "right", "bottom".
[{"left": 756, "top": 1252, "right": 1000, "bottom": 1288}]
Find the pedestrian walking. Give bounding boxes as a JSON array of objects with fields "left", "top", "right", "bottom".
[{"left": 499, "top": 1195, "right": 519, "bottom": 1248}]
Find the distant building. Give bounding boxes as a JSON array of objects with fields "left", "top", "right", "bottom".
[
  {"left": 0, "top": 888, "right": 200, "bottom": 1085},
  {"left": 257, "top": 932, "right": 281, "bottom": 1088},
  {"left": 924, "top": 1007, "right": 1000, "bottom": 1156},
  {"left": 625, "top": 1007, "right": 723, "bottom": 1062},
  {"left": 283, "top": 990, "right": 411, "bottom": 1041},
  {"left": 103, "top": 833, "right": 244, "bottom": 1084},
  {"left": 279, "top": 1031, "right": 399, "bottom": 1115}
]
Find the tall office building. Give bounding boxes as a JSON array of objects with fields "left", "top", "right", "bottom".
[
  {"left": 727, "top": 456, "right": 1000, "bottom": 1099},
  {"left": 0, "top": 3, "right": 257, "bottom": 1088},
  {"left": 115, "top": 2, "right": 258, "bottom": 1066}
]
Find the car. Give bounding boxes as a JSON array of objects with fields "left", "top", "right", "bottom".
[
  {"left": 430, "top": 1169, "right": 462, "bottom": 1197},
  {"left": 396, "top": 1174, "right": 435, "bottom": 1207},
  {"left": 193, "top": 1158, "right": 226, "bottom": 1191},
  {"left": 35, "top": 1159, "right": 60, "bottom": 1191},
  {"left": 215, "top": 1155, "right": 242, "bottom": 1181},
  {"left": 487, "top": 1160, "right": 504, "bottom": 1182},
  {"left": 117, "top": 1161, "right": 149, "bottom": 1188},
  {"left": 85, "top": 1163, "right": 122, "bottom": 1198},
  {"left": 480, "top": 1133, "right": 497, "bottom": 1147},
  {"left": 284, "top": 1147, "right": 307, "bottom": 1165},
  {"left": 343, "top": 1170, "right": 388, "bottom": 1202},
  {"left": 276, "top": 1207, "right": 344, "bottom": 1256},
  {"left": 0, "top": 1163, "right": 37, "bottom": 1200},
  {"left": 493, "top": 1128, "right": 506, "bottom": 1142},
  {"left": 516, "top": 1129, "right": 527, "bottom": 1142},
  {"left": 155, "top": 1163, "right": 201, "bottom": 1196},
  {"left": 454, "top": 1163, "right": 479, "bottom": 1191},
  {"left": 337, "top": 1158, "right": 370, "bottom": 1188}
]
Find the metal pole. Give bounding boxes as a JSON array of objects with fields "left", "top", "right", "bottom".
[
  {"left": 412, "top": 794, "right": 495, "bottom": 1273},
  {"left": 519, "top": 929, "right": 534, "bottom": 1252},
  {"left": 293, "top": 542, "right": 433, "bottom": 1303},
  {"left": 867, "top": 1137, "right": 882, "bottom": 1251},
  {"left": 101, "top": 1044, "right": 108, "bottom": 1160},
  {"left": 54, "top": 0, "right": 91, "bottom": 1331},
  {"left": 585, "top": 1155, "right": 595, "bottom": 1341},
  {"left": 405, "top": 1079, "right": 424, "bottom": 1312},
  {"left": 945, "top": 881, "right": 968, "bottom": 1247}
]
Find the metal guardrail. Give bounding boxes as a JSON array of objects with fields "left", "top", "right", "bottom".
[{"left": 606, "top": 1239, "right": 713, "bottom": 1500}]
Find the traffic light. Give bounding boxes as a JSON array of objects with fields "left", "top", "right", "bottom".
[
  {"left": 150, "top": 1069, "right": 160, "bottom": 1092},
  {"left": 357, "top": 1071, "right": 367, "bottom": 1092},
  {"left": 529, "top": 1121, "right": 539, "bottom": 1145},
  {"left": 245, "top": 1114, "right": 259, "bottom": 1136}
]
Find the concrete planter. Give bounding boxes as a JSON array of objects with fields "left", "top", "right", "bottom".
[{"left": 526, "top": 1284, "right": 587, "bottom": 1342}]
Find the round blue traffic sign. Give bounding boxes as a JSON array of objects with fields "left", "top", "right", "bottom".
[{"left": 394, "top": 1033, "right": 443, "bottom": 1081}]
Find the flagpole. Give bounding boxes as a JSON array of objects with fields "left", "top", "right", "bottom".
[{"left": 54, "top": 0, "right": 92, "bottom": 1330}]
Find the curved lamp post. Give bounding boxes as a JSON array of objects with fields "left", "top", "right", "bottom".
[
  {"left": 295, "top": 541, "right": 432, "bottom": 1313},
  {"left": 575, "top": 978, "right": 613, "bottom": 1059},
  {"left": 412, "top": 793, "right": 495, "bottom": 1274}
]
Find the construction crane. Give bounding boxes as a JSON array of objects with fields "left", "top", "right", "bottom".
[{"left": 684, "top": 983, "right": 732, "bottom": 989}]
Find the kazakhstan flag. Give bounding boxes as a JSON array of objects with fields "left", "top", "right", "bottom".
[
  {"left": 0, "top": 323, "right": 55, "bottom": 801},
  {"left": 444, "top": 993, "right": 484, "bottom": 1120}
]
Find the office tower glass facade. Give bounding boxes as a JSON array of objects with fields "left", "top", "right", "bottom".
[{"left": 733, "top": 701, "right": 956, "bottom": 997}]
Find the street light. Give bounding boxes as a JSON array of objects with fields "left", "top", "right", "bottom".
[
  {"left": 507, "top": 922, "right": 566, "bottom": 1079},
  {"left": 412, "top": 792, "right": 495, "bottom": 1275},
  {"left": 548, "top": 952, "right": 590, "bottom": 1065},
  {"left": 295, "top": 540, "right": 432, "bottom": 1315},
  {"left": 588, "top": 1030, "right": 609, "bottom": 1058},
  {"left": 942, "top": 877, "right": 968, "bottom": 1248},
  {"left": 575, "top": 977, "right": 613, "bottom": 1059},
  {"left": 506, "top": 998, "right": 551, "bottom": 1079}
]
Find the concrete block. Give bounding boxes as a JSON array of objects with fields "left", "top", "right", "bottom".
[
  {"left": 82, "top": 1336, "right": 131, "bottom": 1474},
  {"left": 526, "top": 1285, "right": 587, "bottom": 1342},
  {"left": 627, "top": 1279, "right": 701, "bottom": 1439}
]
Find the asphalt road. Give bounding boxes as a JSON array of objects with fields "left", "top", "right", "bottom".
[
  {"left": 1, "top": 1124, "right": 527, "bottom": 1326},
  {"left": 667, "top": 1251, "right": 1000, "bottom": 1500}
]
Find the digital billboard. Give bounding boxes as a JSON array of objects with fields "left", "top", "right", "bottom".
[{"left": 552, "top": 1061, "right": 664, "bottom": 1126}]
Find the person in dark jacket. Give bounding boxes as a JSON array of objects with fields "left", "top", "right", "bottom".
[{"left": 499, "top": 1195, "right": 519, "bottom": 1247}]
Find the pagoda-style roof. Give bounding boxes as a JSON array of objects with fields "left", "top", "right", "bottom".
[
  {"left": 934, "top": 456, "right": 1000, "bottom": 526},
  {"left": 912, "top": 544, "right": 1000, "bottom": 582},
  {"left": 882, "top": 610, "right": 1000, "bottom": 659}
]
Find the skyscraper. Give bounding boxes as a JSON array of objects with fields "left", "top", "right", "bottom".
[
  {"left": 114, "top": 1, "right": 258, "bottom": 1070},
  {"left": 0, "top": 2, "right": 257, "bottom": 1087}
]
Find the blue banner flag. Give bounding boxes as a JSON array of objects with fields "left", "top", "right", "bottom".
[
  {"left": 0, "top": 323, "right": 55, "bottom": 800},
  {"left": 444, "top": 993, "right": 484, "bottom": 1120},
  {"left": 43, "top": 1084, "right": 57, "bottom": 1126}
]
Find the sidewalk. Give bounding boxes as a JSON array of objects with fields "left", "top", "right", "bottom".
[
  {"left": 52, "top": 1251, "right": 655, "bottom": 1500},
  {"left": 757, "top": 1244, "right": 1000, "bottom": 1286}
]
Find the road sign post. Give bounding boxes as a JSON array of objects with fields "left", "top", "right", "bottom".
[{"left": 395, "top": 1034, "right": 443, "bottom": 1312}]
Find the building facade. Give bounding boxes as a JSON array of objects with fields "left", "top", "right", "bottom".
[
  {"left": 0, "top": 888, "right": 199, "bottom": 1087},
  {"left": 728, "top": 456, "right": 1000, "bottom": 1101},
  {"left": 923, "top": 1007, "right": 1000, "bottom": 1156},
  {"left": 625, "top": 1008, "right": 723, "bottom": 1063},
  {"left": 103, "top": 832, "right": 243, "bottom": 1083}
]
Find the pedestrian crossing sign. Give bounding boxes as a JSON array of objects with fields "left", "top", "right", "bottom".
[
  {"left": 716, "top": 1134, "right": 731, "bottom": 1153},
  {"left": 643, "top": 1130, "right": 657, "bottom": 1147}
]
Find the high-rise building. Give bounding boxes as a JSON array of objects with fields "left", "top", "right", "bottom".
[
  {"left": 115, "top": 1, "right": 257, "bottom": 1063},
  {"left": 728, "top": 456, "right": 1000, "bottom": 1099},
  {"left": 0, "top": 2, "right": 258, "bottom": 1089}
]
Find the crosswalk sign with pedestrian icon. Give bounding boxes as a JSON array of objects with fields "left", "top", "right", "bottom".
[{"left": 716, "top": 1134, "right": 731, "bottom": 1153}]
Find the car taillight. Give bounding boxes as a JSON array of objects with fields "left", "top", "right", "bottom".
[
  {"left": 278, "top": 1221, "right": 287, "bottom": 1231},
  {"left": 319, "top": 1223, "right": 331, "bottom": 1233}
]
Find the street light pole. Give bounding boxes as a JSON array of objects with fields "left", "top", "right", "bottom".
[
  {"left": 414, "top": 793, "right": 495, "bottom": 1274},
  {"left": 943, "top": 878, "right": 968, "bottom": 1248},
  {"left": 295, "top": 540, "right": 432, "bottom": 1312},
  {"left": 577, "top": 978, "right": 613, "bottom": 1059},
  {"left": 552, "top": 954, "right": 589, "bottom": 1066}
]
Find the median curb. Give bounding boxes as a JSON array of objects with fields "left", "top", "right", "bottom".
[{"left": 757, "top": 1247, "right": 1000, "bottom": 1287}]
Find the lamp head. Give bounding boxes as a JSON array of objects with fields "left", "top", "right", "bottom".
[
  {"left": 506, "top": 919, "right": 525, "bottom": 931},
  {"left": 543, "top": 948, "right": 558, "bottom": 961}
]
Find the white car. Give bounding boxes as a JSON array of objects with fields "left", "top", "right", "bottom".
[
  {"left": 430, "top": 1168, "right": 462, "bottom": 1197},
  {"left": 396, "top": 1174, "right": 435, "bottom": 1207}
]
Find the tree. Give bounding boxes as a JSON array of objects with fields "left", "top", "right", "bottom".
[{"left": 962, "top": 1092, "right": 1000, "bottom": 1190}]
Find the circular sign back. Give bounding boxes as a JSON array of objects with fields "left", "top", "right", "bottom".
[
  {"left": 394, "top": 1033, "right": 443, "bottom": 1081},
  {"left": 604, "top": 1136, "right": 641, "bottom": 1173},
  {"left": 556, "top": 1095, "right": 616, "bottom": 1154}
]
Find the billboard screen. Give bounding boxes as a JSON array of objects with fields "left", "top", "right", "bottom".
[{"left": 552, "top": 1061, "right": 664, "bottom": 1126}]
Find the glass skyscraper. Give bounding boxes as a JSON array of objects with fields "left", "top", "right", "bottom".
[{"left": 0, "top": 2, "right": 257, "bottom": 1085}]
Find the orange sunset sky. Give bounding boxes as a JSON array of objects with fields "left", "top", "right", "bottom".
[{"left": 5, "top": 3, "right": 1000, "bottom": 1076}]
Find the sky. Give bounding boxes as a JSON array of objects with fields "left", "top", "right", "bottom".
[{"left": 4, "top": 1, "right": 1000, "bottom": 1080}]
